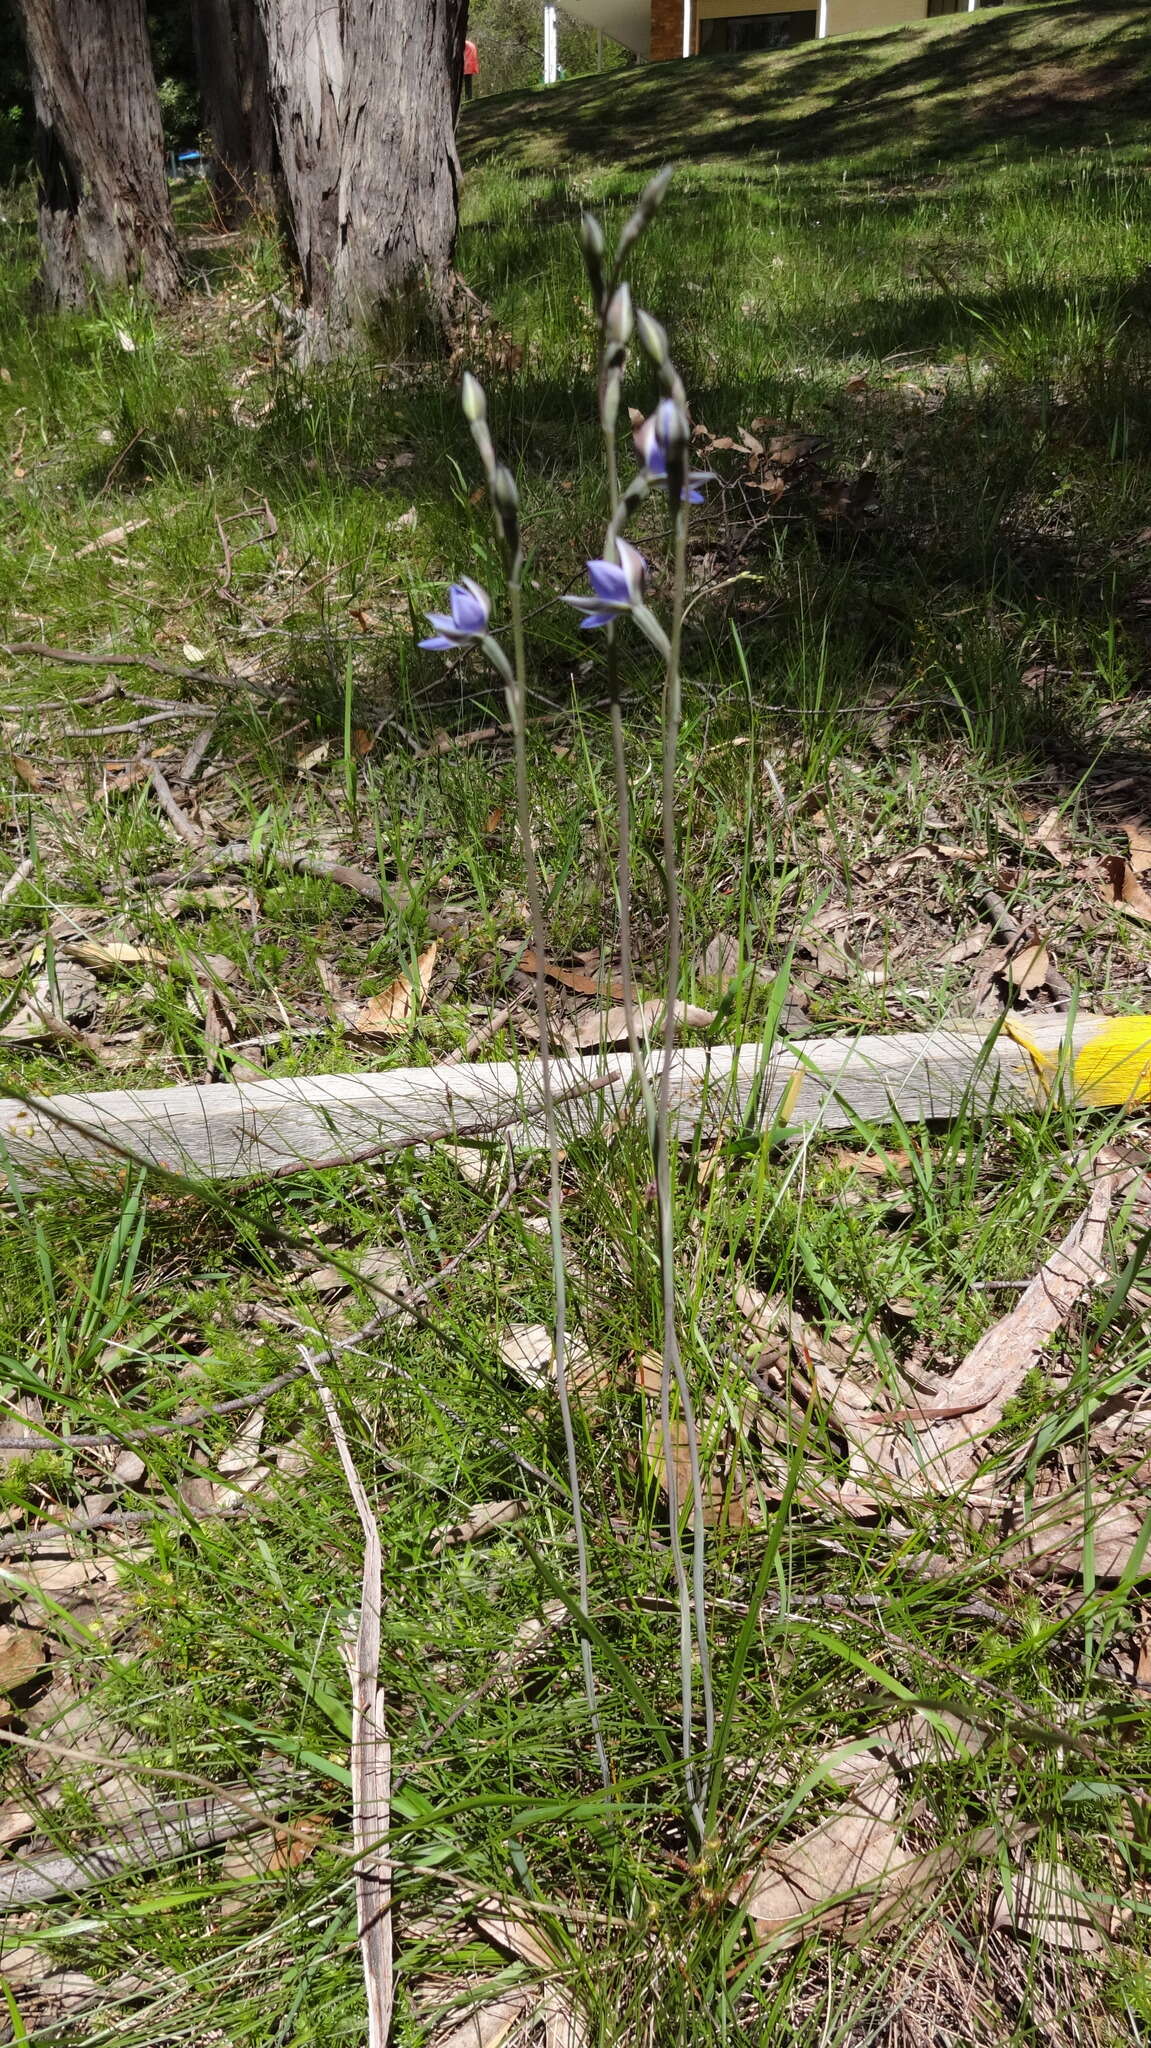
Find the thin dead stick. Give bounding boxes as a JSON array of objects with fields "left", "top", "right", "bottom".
[
  {"left": 0, "top": 1364, "right": 308, "bottom": 1452},
  {"left": 0, "top": 640, "right": 280, "bottom": 702},
  {"left": 180, "top": 719, "right": 218, "bottom": 784},
  {"left": 62, "top": 708, "right": 214, "bottom": 737},
  {"left": 442, "top": 996, "right": 526, "bottom": 1066},
  {"left": 0, "top": 856, "right": 33, "bottom": 905},
  {"left": 302, "top": 1351, "right": 392, "bottom": 2048},
  {"left": 147, "top": 760, "right": 204, "bottom": 847},
  {"left": 0, "top": 1500, "right": 254, "bottom": 1558}
]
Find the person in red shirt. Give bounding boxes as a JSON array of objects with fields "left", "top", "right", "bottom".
[{"left": 462, "top": 39, "right": 479, "bottom": 101}]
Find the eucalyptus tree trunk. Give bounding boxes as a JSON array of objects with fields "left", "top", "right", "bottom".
[
  {"left": 191, "top": 0, "right": 280, "bottom": 225},
  {"left": 257, "top": 0, "right": 463, "bottom": 356},
  {"left": 13, "top": 0, "right": 181, "bottom": 310}
]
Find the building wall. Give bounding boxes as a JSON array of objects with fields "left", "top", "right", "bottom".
[
  {"left": 651, "top": 0, "right": 691, "bottom": 59},
  {"left": 831, "top": 0, "right": 928, "bottom": 31},
  {"left": 658, "top": 0, "right": 947, "bottom": 61}
]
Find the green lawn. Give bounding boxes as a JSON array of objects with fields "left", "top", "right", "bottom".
[{"left": 1, "top": 3, "right": 1151, "bottom": 2040}]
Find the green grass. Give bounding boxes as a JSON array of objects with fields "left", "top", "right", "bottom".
[{"left": 1, "top": 1, "right": 1151, "bottom": 2039}]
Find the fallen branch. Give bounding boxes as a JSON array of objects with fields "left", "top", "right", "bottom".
[
  {"left": 1, "top": 1013, "right": 1146, "bottom": 1184},
  {"left": 240, "top": 1068, "right": 619, "bottom": 1181},
  {"left": 0, "top": 640, "right": 280, "bottom": 702}
]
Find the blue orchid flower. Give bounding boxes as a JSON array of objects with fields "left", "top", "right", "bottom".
[
  {"left": 563, "top": 538, "right": 648, "bottom": 630},
  {"left": 419, "top": 577, "right": 491, "bottom": 651},
  {"left": 634, "top": 399, "right": 713, "bottom": 505}
]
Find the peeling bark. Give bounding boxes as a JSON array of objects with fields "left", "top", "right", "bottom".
[
  {"left": 13, "top": 0, "right": 181, "bottom": 310},
  {"left": 257, "top": 0, "right": 462, "bottom": 355}
]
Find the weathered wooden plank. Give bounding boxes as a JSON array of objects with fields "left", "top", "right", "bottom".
[{"left": 1, "top": 1012, "right": 1137, "bottom": 1185}]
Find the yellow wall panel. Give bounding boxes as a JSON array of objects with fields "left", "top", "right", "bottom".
[{"left": 830, "top": 0, "right": 929, "bottom": 31}]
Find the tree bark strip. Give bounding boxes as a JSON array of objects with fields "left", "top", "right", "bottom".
[{"left": 0, "top": 1014, "right": 1138, "bottom": 1185}]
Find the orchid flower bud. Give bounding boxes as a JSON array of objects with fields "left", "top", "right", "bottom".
[
  {"left": 636, "top": 310, "right": 669, "bottom": 368},
  {"left": 491, "top": 463, "right": 521, "bottom": 556},
  {"left": 580, "top": 211, "right": 607, "bottom": 304},
  {"left": 615, "top": 165, "right": 673, "bottom": 269},
  {"left": 460, "top": 372, "right": 487, "bottom": 424},
  {"left": 604, "top": 282, "right": 633, "bottom": 347}
]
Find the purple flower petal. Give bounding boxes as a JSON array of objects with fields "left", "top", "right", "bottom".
[
  {"left": 615, "top": 539, "right": 648, "bottom": 598},
  {"left": 586, "top": 558, "right": 631, "bottom": 605},
  {"left": 419, "top": 633, "right": 455, "bottom": 651},
  {"left": 577, "top": 609, "right": 616, "bottom": 630},
  {"left": 448, "top": 581, "right": 490, "bottom": 635}
]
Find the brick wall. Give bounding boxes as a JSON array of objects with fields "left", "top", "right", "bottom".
[{"left": 651, "top": 0, "right": 695, "bottom": 60}]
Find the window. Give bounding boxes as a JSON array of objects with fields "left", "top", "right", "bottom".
[{"left": 699, "top": 10, "right": 818, "bottom": 55}]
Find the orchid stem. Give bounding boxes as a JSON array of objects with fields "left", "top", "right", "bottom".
[
  {"left": 657, "top": 490, "right": 714, "bottom": 1836},
  {"left": 503, "top": 572, "right": 609, "bottom": 1794}
]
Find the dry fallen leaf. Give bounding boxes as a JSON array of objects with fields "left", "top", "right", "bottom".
[
  {"left": 992, "top": 1859, "right": 1108, "bottom": 1955},
  {"left": 1122, "top": 819, "right": 1151, "bottom": 876},
  {"left": 0, "top": 1805, "right": 35, "bottom": 1848},
  {"left": 10, "top": 755, "right": 43, "bottom": 791},
  {"left": 636, "top": 1352, "right": 756, "bottom": 1529},
  {"left": 519, "top": 948, "right": 624, "bottom": 999},
  {"left": 937, "top": 929, "right": 990, "bottom": 967},
  {"left": 428, "top": 1990, "right": 533, "bottom": 2048},
  {"left": 350, "top": 942, "right": 438, "bottom": 1036},
  {"left": 268, "top": 1813, "right": 328, "bottom": 1874},
  {"left": 833, "top": 1147, "right": 911, "bottom": 1180},
  {"left": 307, "top": 1246, "right": 406, "bottom": 1300},
  {"left": 1030, "top": 807, "right": 1072, "bottom": 865},
  {"left": 735, "top": 1774, "right": 905, "bottom": 1945},
  {"left": 696, "top": 933, "right": 742, "bottom": 986},
  {"left": 0, "top": 1625, "right": 45, "bottom": 1694},
  {"left": 473, "top": 1912, "right": 588, "bottom": 2048},
  {"left": 75, "top": 517, "right": 149, "bottom": 557},
  {"left": 914, "top": 1176, "right": 1112, "bottom": 1488},
  {"left": 1005, "top": 935, "right": 1050, "bottom": 999},
  {"left": 995, "top": 1487, "right": 1150, "bottom": 1581},
  {"left": 218, "top": 1408, "right": 265, "bottom": 1478},
  {"left": 1102, "top": 854, "right": 1151, "bottom": 923},
  {"left": 492, "top": 1600, "right": 569, "bottom": 1685},
  {"left": 570, "top": 998, "right": 715, "bottom": 1050},
  {"left": 824, "top": 1709, "right": 989, "bottom": 1790},
  {"left": 64, "top": 939, "right": 170, "bottom": 973},
  {"left": 498, "top": 1324, "right": 612, "bottom": 1406},
  {"left": 430, "top": 1500, "right": 526, "bottom": 1556}
]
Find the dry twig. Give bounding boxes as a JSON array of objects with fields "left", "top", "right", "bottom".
[
  {"left": 147, "top": 760, "right": 204, "bottom": 848},
  {"left": 302, "top": 1349, "right": 392, "bottom": 2047}
]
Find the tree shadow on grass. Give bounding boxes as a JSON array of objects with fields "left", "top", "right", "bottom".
[{"left": 460, "top": 1, "right": 1149, "bottom": 179}]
